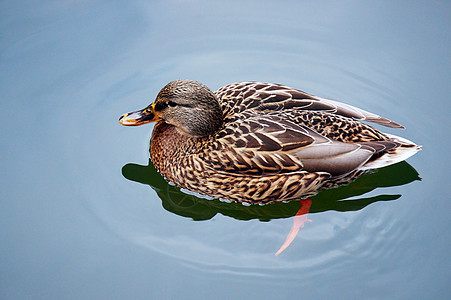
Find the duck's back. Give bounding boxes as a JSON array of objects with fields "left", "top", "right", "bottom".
[
  {"left": 209, "top": 82, "right": 418, "bottom": 177},
  {"left": 215, "top": 82, "right": 404, "bottom": 129}
]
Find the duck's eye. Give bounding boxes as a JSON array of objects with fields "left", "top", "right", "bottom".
[{"left": 168, "top": 101, "right": 177, "bottom": 107}]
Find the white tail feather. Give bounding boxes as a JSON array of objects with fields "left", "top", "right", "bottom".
[{"left": 359, "top": 133, "right": 421, "bottom": 170}]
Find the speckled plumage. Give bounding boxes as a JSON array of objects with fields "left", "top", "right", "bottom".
[{"left": 120, "top": 80, "right": 420, "bottom": 204}]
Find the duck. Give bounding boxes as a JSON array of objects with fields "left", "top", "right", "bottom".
[{"left": 119, "top": 80, "right": 420, "bottom": 204}]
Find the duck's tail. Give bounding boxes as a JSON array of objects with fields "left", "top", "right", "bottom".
[{"left": 359, "top": 133, "right": 421, "bottom": 170}]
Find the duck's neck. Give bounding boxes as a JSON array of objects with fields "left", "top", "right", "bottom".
[{"left": 150, "top": 121, "right": 202, "bottom": 183}]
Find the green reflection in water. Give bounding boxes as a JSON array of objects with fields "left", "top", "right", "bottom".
[{"left": 122, "top": 160, "right": 420, "bottom": 221}]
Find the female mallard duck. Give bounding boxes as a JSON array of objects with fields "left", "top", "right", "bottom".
[{"left": 119, "top": 80, "right": 420, "bottom": 204}]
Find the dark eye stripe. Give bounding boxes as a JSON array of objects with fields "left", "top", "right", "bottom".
[
  {"left": 155, "top": 101, "right": 193, "bottom": 111},
  {"left": 177, "top": 103, "right": 192, "bottom": 108},
  {"left": 154, "top": 102, "right": 168, "bottom": 111}
]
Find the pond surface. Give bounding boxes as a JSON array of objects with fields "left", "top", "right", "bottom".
[{"left": 1, "top": 1, "right": 450, "bottom": 299}]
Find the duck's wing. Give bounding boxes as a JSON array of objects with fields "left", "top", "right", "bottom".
[
  {"left": 216, "top": 82, "right": 404, "bottom": 129},
  {"left": 213, "top": 114, "right": 398, "bottom": 176}
]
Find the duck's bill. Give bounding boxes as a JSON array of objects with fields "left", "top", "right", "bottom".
[{"left": 119, "top": 105, "right": 161, "bottom": 126}]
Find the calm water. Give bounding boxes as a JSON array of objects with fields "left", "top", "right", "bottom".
[{"left": 1, "top": 1, "right": 450, "bottom": 299}]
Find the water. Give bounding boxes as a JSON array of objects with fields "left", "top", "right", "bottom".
[{"left": 1, "top": 1, "right": 450, "bottom": 299}]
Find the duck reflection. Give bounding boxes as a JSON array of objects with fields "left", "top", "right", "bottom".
[
  {"left": 122, "top": 159, "right": 420, "bottom": 254},
  {"left": 122, "top": 159, "right": 419, "bottom": 220}
]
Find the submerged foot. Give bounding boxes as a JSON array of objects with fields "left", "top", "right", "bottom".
[{"left": 275, "top": 198, "right": 312, "bottom": 256}]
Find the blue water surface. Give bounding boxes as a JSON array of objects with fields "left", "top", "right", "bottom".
[{"left": 1, "top": 1, "right": 450, "bottom": 299}]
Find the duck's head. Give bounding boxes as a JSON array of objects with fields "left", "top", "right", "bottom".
[{"left": 119, "top": 80, "right": 223, "bottom": 137}]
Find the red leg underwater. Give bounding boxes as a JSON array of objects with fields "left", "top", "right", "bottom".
[{"left": 275, "top": 198, "right": 312, "bottom": 256}]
